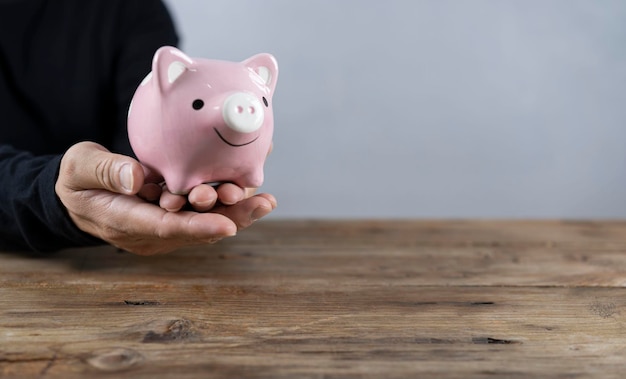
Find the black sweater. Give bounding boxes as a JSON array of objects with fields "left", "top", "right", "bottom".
[{"left": 0, "top": 0, "right": 178, "bottom": 251}]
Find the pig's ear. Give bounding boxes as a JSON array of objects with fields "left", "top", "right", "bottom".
[
  {"left": 152, "top": 46, "right": 194, "bottom": 92},
  {"left": 243, "top": 53, "right": 279, "bottom": 94}
]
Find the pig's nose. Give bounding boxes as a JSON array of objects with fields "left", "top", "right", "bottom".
[{"left": 223, "top": 92, "right": 264, "bottom": 133}]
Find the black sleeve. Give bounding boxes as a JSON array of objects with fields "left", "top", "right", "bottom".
[
  {"left": 0, "top": 0, "right": 178, "bottom": 252},
  {"left": 0, "top": 145, "right": 102, "bottom": 252},
  {"left": 110, "top": 0, "right": 180, "bottom": 155}
]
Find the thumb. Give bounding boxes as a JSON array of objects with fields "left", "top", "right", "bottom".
[{"left": 59, "top": 141, "right": 144, "bottom": 195}]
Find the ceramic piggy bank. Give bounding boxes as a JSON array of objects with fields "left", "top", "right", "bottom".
[{"left": 128, "top": 46, "right": 278, "bottom": 194}]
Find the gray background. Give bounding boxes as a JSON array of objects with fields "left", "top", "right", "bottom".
[{"left": 163, "top": 0, "right": 626, "bottom": 218}]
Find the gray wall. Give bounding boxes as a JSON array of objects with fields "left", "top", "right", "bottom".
[{"left": 163, "top": 0, "right": 626, "bottom": 218}]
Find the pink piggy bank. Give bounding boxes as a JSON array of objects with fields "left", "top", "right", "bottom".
[{"left": 127, "top": 46, "right": 278, "bottom": 195}]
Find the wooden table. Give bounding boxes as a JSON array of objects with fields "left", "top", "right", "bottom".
[{"left": 2, "top": 220, "right": 626, "bottom": 378}]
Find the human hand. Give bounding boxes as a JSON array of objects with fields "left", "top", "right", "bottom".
[{"left": 55, "top": 142, "right": 276, "bottom": 255}]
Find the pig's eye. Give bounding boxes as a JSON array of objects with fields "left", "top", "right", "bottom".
[
  {"left": 262, "top": 97, "right": 268, "bottom": 107},
  {"left": 192, "top": 99, "right": 204, "bottom": 110}
]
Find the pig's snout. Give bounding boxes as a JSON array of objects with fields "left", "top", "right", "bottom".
[{"left": 222, "top": 92, "right": 264, "bottom": 133}]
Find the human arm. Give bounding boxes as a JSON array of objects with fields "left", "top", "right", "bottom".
[
  {"left": 0, "top": 145, "right": 102, "bottom": 251},
  {"left": 0, "top": 0, "right": 180, "bottom": 251},
  {"left": 0, "top": 137, "right": 275, "bottom": 254}
]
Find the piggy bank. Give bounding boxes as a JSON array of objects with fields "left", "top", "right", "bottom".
[{"left": 127, "top": 46, "right": 278, "bottom": 195}]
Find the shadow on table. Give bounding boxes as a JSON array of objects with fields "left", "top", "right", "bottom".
[{"left": 0, "top": 238, "right": 263, "bottom": 278}]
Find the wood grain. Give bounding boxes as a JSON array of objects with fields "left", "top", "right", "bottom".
[{"left": 2, "top": 220, "right": 626, "bottom": 378}]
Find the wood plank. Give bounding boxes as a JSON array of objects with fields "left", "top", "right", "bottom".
[
  {"left": 2, "top": 284, "right": 626, "bottom": 378},
  {"left": 2, "top": 220, "right": 626, "bottom": 378},
  {"left": 1, "top": 220, "right": 626, "bottom": 287}
]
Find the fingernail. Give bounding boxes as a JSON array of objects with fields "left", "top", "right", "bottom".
[
  {"left": 224, "top": 225, "right": 237, "bottom": 237},
  {"left": 251, "top": 206, "right": 268, "bottom": 222},
  {"left": 194, "top": 199, "right": 213, "bottom": 208},
  {"left": 120, "top": 164, "right": 133, "bottom": 193}
]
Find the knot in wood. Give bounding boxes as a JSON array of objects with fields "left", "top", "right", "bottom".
[
  {"left": 86, "top": 348, "right": 144, "bottom": 372},
  {"left": 143, "top": 318, "right": 198, "bottom": 343}
]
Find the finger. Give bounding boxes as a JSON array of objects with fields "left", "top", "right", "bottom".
[
  {"left": 253, "top": 193, "right": 278, "bottom": 215},
  {"left": 244, "top": 187, "right": 257, "bottom": 199},
  {"left": 59, "top": 141, "right": 144, "bottom": 195},
  {"left": 188, "top": 184, "right": 218, "bottom": 212},
  {"left": 137, "top": 182, "right": 162, "bottom": 202},
  {"left": 101, "top": 195, "right": 238, "bottom": 255},
  {"left": 126, "top": 207, "right": 238, "bottom": 252},
  {"left": 212, "top": 193, "right": 277, "bottom": 230},
  {"left": 216, "top": 182, "right": 246, "bottom": 205},
  {"left": 159, "top": 186, "right": 188, "bottom": 212},
  {"left": 153, "top": 210, "right": 238, "bottom": 241},
  {"left": 142, "top": 165, "right": 164, "bottom": 184}
]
